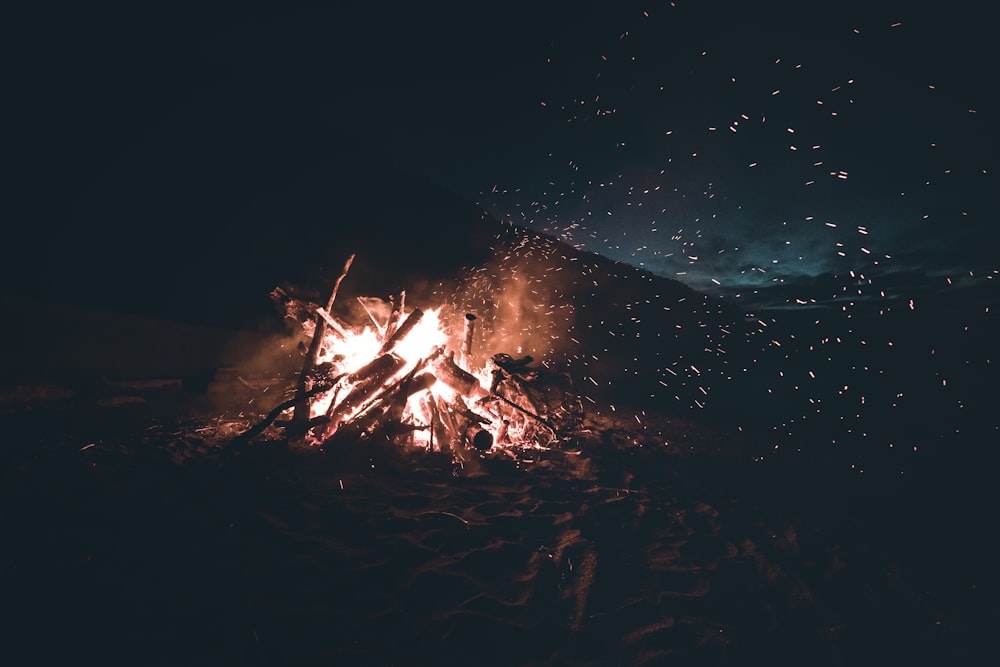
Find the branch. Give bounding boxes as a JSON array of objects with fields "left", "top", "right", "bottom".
[{"left": 291, "top": 253, "right": 355, "bottom": 430}]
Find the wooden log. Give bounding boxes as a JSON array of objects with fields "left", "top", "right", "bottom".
[
  {"left": 437, "top": 397, "right": 493, "bottom": 453},
  {"left": 349, "top": 350, "right": 440, "bottom": 426},
  {"left": 466, "top": 426, "right": 493, "bottom": 451},
  {"left": 291, "top": 253, "right": 355, "bottom": 431},
  {"left": 484, "top": 392, "right": 556, "bottom": 435},
  {"left": 356, "top": 296, "right": 386, "bottom": 336},
  {"left": 379, "top": 306, "right": 424, "bottom": 354},
  {"left": 385, "top": 369, "right": 436, "bottom": 423},
  {"left": 444, "top": 397, "right": 492, "bottom": 428},
  {"left": 404, "top": 371, "right": 437, "bottom": 397},
  {"left": 432, "top": 352, "right": 483, "bottom": 397},
  {"left": 331, "top": 370, "right": 436, "bottom": 443},
  {"left": 321, "top": 354, "right": 405, "bottom": 439},
  {"left": 313, "top": 306, "right": 351, "bottom": 340},
  {"left": 382, "top": 290, "right": 406, "bottom": 342},
  {"left": 423, "top": 394, "right": 444, "bottom": 451},
  {"left": 435, "top": 394, "right": 462, "bottom": 448},
  {"left": 495, "top": 417, "right": 510, "bottom": 446},
  {"left": 382, "top": 370, "right": 436, "bottom": 444},
  {"left": 460, "top": 313, "right": 476, "bottom": 371},
  {"left": 347, "top": 352, "right": 403, "bottom": 385}
]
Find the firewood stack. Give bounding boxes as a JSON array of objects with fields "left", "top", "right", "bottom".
[{"left": 260, "top": 256, "right": 578, "bottom": 456}]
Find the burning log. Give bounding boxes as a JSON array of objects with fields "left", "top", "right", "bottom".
[
  {"left": 352, "top": 350, "right": 441, "bottom": 420},
  {"left": 436, "top": 398, "right": 494, "bottom": 451},
  {"left": 423, "top": 394, "right": 445, "bottom": 451},
  {"left": 321, "top": 353, "right": 406, "bottom": 439},
  {"left": 481, "top": 392, "right": 556, "bottom": 436},
  {"left": 332, "top": 367, "right": 437, "bottom": 447},
  {"left": 432, "top": 352, "right": 484, "bottom": 397},
  {"left": 385, "top": 370, "right": 437, "bottom": 423},
  {"left": 356, "top": 296, "right": 385, "bottom": 335},
  {"left": 460, "top": 313, "right": 476, "bottom": 371},
  {"left": 380, "top": 369, "right": 437, "bottom": 444},
  {"left": 468, "top": 427, "right": 493, "bottom": 451},
  {"left": 349, "top": 352, "right": 406, "bottom": 385},
  {"left": 291, "top": 253, "right": 355, "bottom": 432},
  {"left": 495, "top": 418, "right": 510, "bottom": 446},
  {"left": 433, "top": 394, "right": 463, "bottom": 450},
  {"left": 481, "top": 352, "right": 558, "bottom": 439},
  {"left": 379, "top": 306, "right": 424, "bottom": 354},
  {"left": 382, "top": 290, "right": 406, "bottom": 342},
  {"left": 313, "top": 306, "right": 351, "bottom": 341}
]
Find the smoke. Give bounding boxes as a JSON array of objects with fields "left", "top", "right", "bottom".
[
  {"left": 194, "top": 320, "right": 307, "bottom": 414},
  {"left": 443, "top": 224, "right": 580, "bottom": 370}
]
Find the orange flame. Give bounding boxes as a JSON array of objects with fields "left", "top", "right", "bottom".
[{"left": 301, "top": 299, "right": 553, "bottom": 454}]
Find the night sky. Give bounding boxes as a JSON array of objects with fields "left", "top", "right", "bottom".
[
  {"left": 460, "top": 0, "right": 997, "bottom": 310},
  {"left": 10, "top": 1, "right": 997, "bottom": 315}
]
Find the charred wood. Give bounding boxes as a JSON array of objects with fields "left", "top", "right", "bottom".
[
  {"left": 322, "top": 354, "right": 405, "bottom": 438},
  {"left": 379, "top": 306, "right": 424, "bottom": 354},
  {"left": 467, "top": 427, "right": 493, "bottom": 451},
  {"left": 382, "top": 290, "right": 406, "bottom": 342},
  {"left": 356, "top": 296, "right": 385, "bottom": 336},
  {"left": 313, "top": 306, "right": 351, "bottom": 341},
  {"left": 443, "top": 397, "right": 492, "bottom": 429},
  {"left": 480, "top": 392, "right": 556, "bottom": 436},
  {"left": 432, "top": 352, "right": 483, "bottom": 397},
  {"left": 228, "top": 377, "right": 343, "bottom": 450},
  {"left": 291, "top": 253, "right": 355, "bottom": 431},
  {"left": 435, "top": 395, "right": 462, "bottom": 449},
  {"left": 460, "top": 313, "right": 476, "bottom": 371}
]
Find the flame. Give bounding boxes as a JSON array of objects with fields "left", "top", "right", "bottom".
[
  {"left": 390, "top": 308, "right": 448, "bottom": 366},
  {"left": 298, "top": 298, "right": 556, "bottom": 454}
]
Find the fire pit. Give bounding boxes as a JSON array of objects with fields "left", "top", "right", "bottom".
[{"left": 235, "top": 254, "right": 581, "bottom": 460}]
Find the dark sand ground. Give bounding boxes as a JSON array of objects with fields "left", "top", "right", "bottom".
[{"left": 2, "top": 384, "right": 994, "bottom": 667}]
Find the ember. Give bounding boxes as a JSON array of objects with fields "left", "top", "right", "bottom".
[{"left": 256, "top": 254, "right": 578, "bottom": 458}]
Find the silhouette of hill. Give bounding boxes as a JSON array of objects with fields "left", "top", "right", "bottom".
[{"left": 10, "top": 123, "right": 746, "bottom": 419}]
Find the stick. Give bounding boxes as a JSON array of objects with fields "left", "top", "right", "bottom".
[
  {"left": 432, "top": 352, "right": 482, "bottom": 396},
  {"left": 379, "top": 306, "right": 423, "bottom": 354},
  {"left": 435, "top": 394, "right": 462, "bottom": 448},
  {"left": 424, "top": 394, "right": 439, "bottom": 451},
  {"left": 356, "top": 296, "right": 386, "bottom": 335},
  {"left": 291, "top": 254, "right": 355, "bottom": 430},
  {"left": 348, "top": 351, "right": 439, "bottom": 426},
  {"left": 461, "top": 313, "right": 476, "bottom": 371},
  {"left": 228, "top": 378, "right": 342, "bottom": 449},
  {"left": 485, "top": 392, "right": 557, "bottom": 434},
  {"left": 382, "top": 290, "right": 406, "bottom": 342},
  {"left": 314, "top": 306, "right": 351, "bottom": 340},
  {"left": 324, "top": 253, "right": 356, "bottom": 312}
]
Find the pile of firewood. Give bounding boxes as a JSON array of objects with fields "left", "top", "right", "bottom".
[{"left": 233, "top": 255, "right": 581, "bottom": 456}]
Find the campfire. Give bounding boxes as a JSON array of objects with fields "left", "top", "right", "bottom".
[{"left": 242, "top": 254, "right": 581, "bottom": 459}]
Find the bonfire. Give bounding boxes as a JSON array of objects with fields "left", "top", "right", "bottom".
[{"left": 236, "top": 254, "right": 581, "bottom": 460}]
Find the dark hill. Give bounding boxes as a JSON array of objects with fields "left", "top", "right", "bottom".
[{"left": 10, "top": 121, "right": 745, "bottom": 416}]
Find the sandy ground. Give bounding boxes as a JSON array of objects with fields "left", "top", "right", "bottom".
[{"left": 1, "top": 389, "right": 994, "bottom": 666}]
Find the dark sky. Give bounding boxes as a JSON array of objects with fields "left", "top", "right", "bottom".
[{"left": 11, "top": 0, "right": 998, "bottom": 312}]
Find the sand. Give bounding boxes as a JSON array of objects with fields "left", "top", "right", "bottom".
[{"left": 1, "top": 392, "right": 993, "bottom": 666}]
